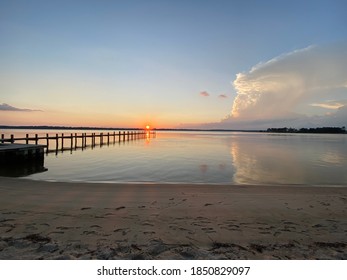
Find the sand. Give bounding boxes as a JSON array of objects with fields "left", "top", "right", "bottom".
[{"left": 0, "top": 177, "right": 346, "bottom": 260}]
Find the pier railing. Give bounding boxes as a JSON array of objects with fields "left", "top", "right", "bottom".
[{"left": 0, "top": 131, "right": 156, "bottom": 153}]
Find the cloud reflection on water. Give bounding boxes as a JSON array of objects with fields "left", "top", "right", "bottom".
[{"left": 228, "top": 134, "right": 347, "bottom": 185}]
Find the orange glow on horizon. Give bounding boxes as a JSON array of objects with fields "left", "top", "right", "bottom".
[{"left": 145, "top": 125, "right": 150, "bottom": 130}]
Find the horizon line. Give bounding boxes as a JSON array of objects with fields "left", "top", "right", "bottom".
[{"left": 0, "top": 125, "right": 263, "bottom": 132}]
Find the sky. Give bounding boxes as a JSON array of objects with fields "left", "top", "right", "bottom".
[{"left": 1, "top": 0, "right": 346, "bottom": 129}]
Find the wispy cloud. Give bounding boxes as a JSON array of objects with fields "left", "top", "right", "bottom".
[
  {"left": 0, "top": 103, "right": 42, "bottom": 112},
  {"left": 218, "top": 94, "right": 228, "bottom": 99},
  {"left": 310, "top": 100, "right": 347, "bottom": 109},
  {"left": 199, "top": 91, "right": 210, "bottom": 97}
]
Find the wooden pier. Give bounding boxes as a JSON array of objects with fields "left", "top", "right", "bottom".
[
  {"left": 0, "top": 130, "right": 156, "bottom": 154},
  {"left": 0, "top": 130, "right": 155, "bottom": 176}
]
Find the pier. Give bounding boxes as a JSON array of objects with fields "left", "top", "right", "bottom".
[
  {"left": 0, "top": 130, "right": 155, "bottom": 176},
  {"left": 0, "top": 130, "right": 156, "bottom": 153}
]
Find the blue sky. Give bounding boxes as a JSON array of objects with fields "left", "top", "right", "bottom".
[{"left": 1, "top": 0, "right": 346, "bottom": 128}]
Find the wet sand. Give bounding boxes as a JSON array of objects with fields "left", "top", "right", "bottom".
[{"left": 0, "top": 177, "right": 346, "bottom": 259}]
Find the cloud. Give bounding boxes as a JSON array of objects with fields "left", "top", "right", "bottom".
[
  {"left": 310, "top": 100, "right": 347, "bottom": 109},
  {"left": 199, "top": 91, "right": 210, "bottom": 97},
  {"left": 178, "top": 43, "right": 347, "bottom": 130},
  {"left": 223, "top": 43, "right": 347, "bottom": 128},
  {"left": 200, "top": 92, "right": 228, "bottom": 99},
  {"left": 0, "top": 103, "right": 42, "bottom": 112}
]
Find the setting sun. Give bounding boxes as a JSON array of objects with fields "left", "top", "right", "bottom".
[{"left": 145, "top": 125, "right": 150, "bottom": 130}]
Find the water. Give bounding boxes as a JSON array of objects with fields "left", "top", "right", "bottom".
[{"left": 1, "top": 130, "right": 347, "bottom": 185}]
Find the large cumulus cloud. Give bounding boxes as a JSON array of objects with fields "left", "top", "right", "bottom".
[{"left": 228, "top": 43, "right": 347, "bottom": 127}]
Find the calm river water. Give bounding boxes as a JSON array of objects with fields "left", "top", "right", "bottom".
[{"left": 2, "top": 130, "right": 347, "bottom": 185}]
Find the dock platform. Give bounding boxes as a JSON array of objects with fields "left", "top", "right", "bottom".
[
  {"left": 0, "top": 143, "right": 46, "bottom": 177},
  {"left": 0, "top": 143, "right": 45, "bottom": 165}
]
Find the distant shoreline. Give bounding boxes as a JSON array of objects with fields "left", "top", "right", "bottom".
[
  {"left": 0, "top": 125, "right": 262, "bottom": 133},
  {"left": 1, "top": 125, "right": 346, "bottom": 134}
]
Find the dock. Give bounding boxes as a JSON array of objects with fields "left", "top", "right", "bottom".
[
  {"left": 0, "top": 143, "right": 46, "bottom": 176},
  {"left": 0, "top": 130, "right": 155, "bottom": 177},
  {"left": 0, "top": 143, "right": 45, "bottom": 164},
  {"left": 0, "top": 130, "right": 155, "bottom": 153}
]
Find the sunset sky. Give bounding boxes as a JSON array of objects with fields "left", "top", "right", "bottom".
[{"left": 1, "top": 0, "right": 346, "bottom": 129}]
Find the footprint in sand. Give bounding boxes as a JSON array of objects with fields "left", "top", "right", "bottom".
[
  {"left": 1, "top": 223, "right": 15, "bottom": 233},
  {"left": 114, "top": 228, "right": 129, "bottom": 236},
  {"left": 282, "top": 221, "right": 296, "bottom": 225},
  {"left": 49, "top": 231, "right": 64, "bottom": 235},
  {"left": 202, "top": 227, "right": 216, "bottom": 233},
  {"left": 56, "top": 226, "right": 73, "bottom": 230},
  {"left": 221, "top": 224, "right": 241, "bottom": 231},
  {"left": 26, "top": 225, "right": 38, "bottom": 230},
  {"left": 104, "top": 213, "right": 114, "bottom": 216},
  {"left": 82, "top": 230, "right": 97, "bottom": 235},
  {"left": 143, "top": 231, "right": 155, "bottom": 235},
  {"left": 280, "top": 226, "right": 295, "bottom": 232},
  {"left": 178, "top": 227, "right": 190, "bottom": 232},
  {"left": 0, "top": 218, "right": 15, "bottom": 223},
  {"left": 312, "top": 223, "right": 324, "bottom": 228},
  {"left": 322, "top": 202, "right": 331, "bottom": 206}
]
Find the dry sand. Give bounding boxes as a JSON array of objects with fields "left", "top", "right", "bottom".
[{"left": 0, "top": 177, "right": 346, "bottom": 259}]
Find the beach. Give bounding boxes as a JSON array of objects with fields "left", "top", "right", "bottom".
[{"left": 0, "top": 177, "right": 346, "bottom": 260}]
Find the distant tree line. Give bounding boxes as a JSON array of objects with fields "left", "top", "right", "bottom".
[{"left": 266, "top": 126, "right": 346, "bottom": 134}]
